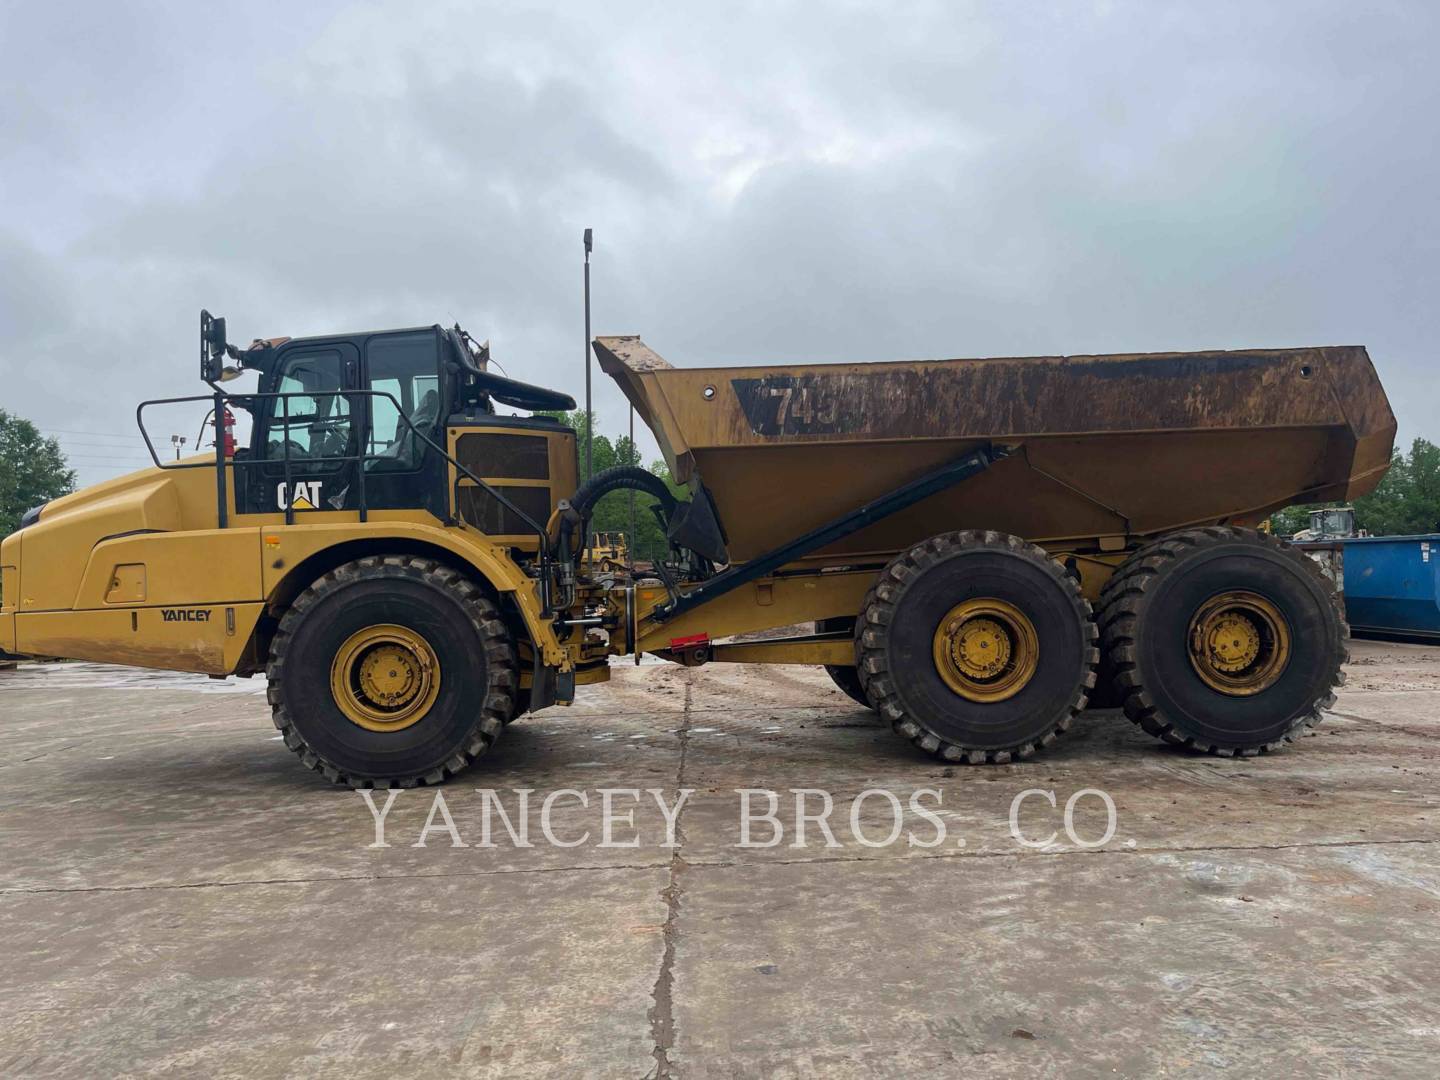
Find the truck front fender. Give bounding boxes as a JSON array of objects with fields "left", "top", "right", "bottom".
[{"left": 259, "top": 522, "right": 567, "bottom": 669}]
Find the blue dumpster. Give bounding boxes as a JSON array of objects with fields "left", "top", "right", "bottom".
[{"left": 1340, "top": 535, "right": 1440, "bottom": 639}]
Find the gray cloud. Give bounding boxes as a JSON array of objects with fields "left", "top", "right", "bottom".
[{"left": 2, "top": 1, "right": 1436, "bottom": 486}]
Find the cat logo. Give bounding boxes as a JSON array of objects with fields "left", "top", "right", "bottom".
[{"left": 277, "top": 480, "right": 324, "bottom": 511}]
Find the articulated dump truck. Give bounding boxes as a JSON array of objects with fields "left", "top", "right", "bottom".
[{"left": 0, "top": 314, "right": 1395, "bottom": 787}]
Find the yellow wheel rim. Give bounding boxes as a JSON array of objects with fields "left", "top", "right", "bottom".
[
  {"left": 932, "top": 598, "right": 1040, "bottom": 702},
  {"left": 330, "top": 624, "right": 442, "bottom": 731},
  {"left": 1187, "top": 591, "right": 1291, "bottom": 696}
]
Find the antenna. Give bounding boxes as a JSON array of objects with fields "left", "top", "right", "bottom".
[{"left": 583, "top": 227, "right": 593, "bottom": 482}]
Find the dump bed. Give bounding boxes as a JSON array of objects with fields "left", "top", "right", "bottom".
[{"left": 594, "top": 337, "right": 1396, "bottom": 563}]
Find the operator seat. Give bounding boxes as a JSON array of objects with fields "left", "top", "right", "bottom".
[{"left": 366, "top": 389, "right": 439, "bottom": 471}]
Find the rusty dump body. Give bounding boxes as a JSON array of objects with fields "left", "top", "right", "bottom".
[{"left": 595, "top": 337, "right": 1396, "bottom": 563}]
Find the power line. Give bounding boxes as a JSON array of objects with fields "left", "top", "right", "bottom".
[
  {"left": 48, "top": 433, "right": 139, "bottom": 441},
  {"left": 40, "top": 429, "right": 137, "bottom": 439},
  {"left": 50, "top": 444, "right": 143, "bottom": 454},
  {"left": 56, "top": 443, "right": 150, "bottom": 453},
  {"left": 61, "top": 445, "right": 151, "bottom": 453},
  {"left": 63, "top": 454, "right": 153, "bottom": 463}
]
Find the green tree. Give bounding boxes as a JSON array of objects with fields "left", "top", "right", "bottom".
[
  {"left": 0, "top": 409, "right": 75, "bottom": 540},
  {"left": 1268, "top": 437, "right": 1440, "bottom": 537},
  {"left": 536, "top": 410, "right": 687, "bottom": 563}
]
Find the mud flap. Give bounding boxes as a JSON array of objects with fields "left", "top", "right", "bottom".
[
  {"left": 529, "top": 656, "right": 577, "bottom": 710},
  {"left": 667, "top": 483, "right": 729, "bottom": 565}
]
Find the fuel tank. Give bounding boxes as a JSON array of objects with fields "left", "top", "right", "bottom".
[{"left": 594, "top": 336, "right": 1396, "bottom": 563}]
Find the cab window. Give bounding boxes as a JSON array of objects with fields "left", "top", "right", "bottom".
[
  {"left": 365, "top": 332, "right": 441, "bottom": 471},
  {"left": 266, "top": 350, "right": 351, "bottom": 466}
]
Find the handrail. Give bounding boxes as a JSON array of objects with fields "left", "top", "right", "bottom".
[{"left": 135, "top": 390, "right": 552, "bottom": 554}]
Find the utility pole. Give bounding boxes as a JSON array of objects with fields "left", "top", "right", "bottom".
[
  {"left": 628, "top": 404, "right": 636, "bottom": 556},
  {"left": 583, "top": 227, "right": 593, "bottom": 482}
]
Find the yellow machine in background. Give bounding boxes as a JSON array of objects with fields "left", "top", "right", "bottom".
[{"left": 0, "top": 312, "right": 1395, "bottom": 787}]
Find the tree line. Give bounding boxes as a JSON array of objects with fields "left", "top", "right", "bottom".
[
  {"left": 1268, "top": 438, "right": 1440, "bottom": 537},
  {"left": 535, "top": 410, "right": 686, "bottom": 563},
  {"left": 6, "top": 404, "right": 1439, "bottom": 551}
]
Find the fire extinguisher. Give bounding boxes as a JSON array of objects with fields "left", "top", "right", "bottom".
[{"left": 209, "top": 406, "right": 237, "bottom": 457}]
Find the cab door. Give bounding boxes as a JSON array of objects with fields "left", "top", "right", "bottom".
[
  {"left": 357, "top": 329, "right": 448, "bottom": 519},
  {"left": 240, "top": 343, "right": 360, "bottom": 516}
]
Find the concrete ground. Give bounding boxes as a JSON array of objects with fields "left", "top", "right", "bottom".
[{"left": 1, "top": 639, "right": 1438, "bottom": 1078}]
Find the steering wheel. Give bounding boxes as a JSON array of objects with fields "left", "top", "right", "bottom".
[{"left": 268, "top": 439, "right": 310, "bottom": 460}]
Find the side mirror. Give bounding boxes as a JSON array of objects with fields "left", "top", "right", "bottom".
[{"left": 201, "top": 309, "right": 228, "bottom": 381}]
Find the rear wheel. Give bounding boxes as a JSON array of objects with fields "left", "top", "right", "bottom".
[
  {"left": 817, "top": 617, "right": 871, "bottom": 707},
  {"left": 1097, "top": 527, "right": 1346, "bottom": 755},
  {"left": 856, "top": 531, "right": 1098, "bottom": 763},
  {"left": 267, "top": 555, "right": 517, "bottom": 788}
]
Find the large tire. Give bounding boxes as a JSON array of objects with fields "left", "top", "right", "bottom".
[
  {"left": 1098, "top": 527, "right": 1346, "bottom": 756},
  {"left": 267, "top": 555, "right": 517, "bottom": 788},
  {"left": 817, "top": 617, "right": 871, "bottom": 707},
  {"left": 856, "top": 531, "right": 1098, "bottom": 763},
  {"left": 510, "top": 687, "right": 532, "bottom": 721}
]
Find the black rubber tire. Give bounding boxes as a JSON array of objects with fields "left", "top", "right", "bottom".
[
  {"left": 267, "top": 555, "right": 517, "bottom": 788},
  {"left": 856, "top": 531, "right": 1098, "bottom": 763},
  {"left": 1097, "top": 527, "right": 1347, "bottom": 756},
  {"left": 1084, "top": 669, "right": 1126, "bottom": 710},
  {"left": 817, "top": 617, "right": 871, "bottom": 707},
  {"left": 510, "top": 687, "right": 532, "bottom": 721},
  {"left": 1087, "top": 630, "right": 1129, "bottom": 710}
]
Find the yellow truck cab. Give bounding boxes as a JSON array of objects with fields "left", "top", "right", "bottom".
[{"left": 1, "top": 318, "right": 590, "bottom": 752}]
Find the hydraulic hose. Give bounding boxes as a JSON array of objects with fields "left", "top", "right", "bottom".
[
  {"left": 551, "top": 465, "right": 683, "bottom": 610},
  {"left": 569, "top": 465, "right": 677, "bottom": 519}
]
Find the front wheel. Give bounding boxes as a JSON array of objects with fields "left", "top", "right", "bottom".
[
  {"left": 856, "top": 531, "right": 1098, "bottom": 764},
  {"left": 267, "top": 555, "right": 517, "bottom": 788}
]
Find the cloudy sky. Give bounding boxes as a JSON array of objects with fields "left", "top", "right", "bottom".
[{"left": 2, "top": 1, "right": 1436, "bottom": 485}]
